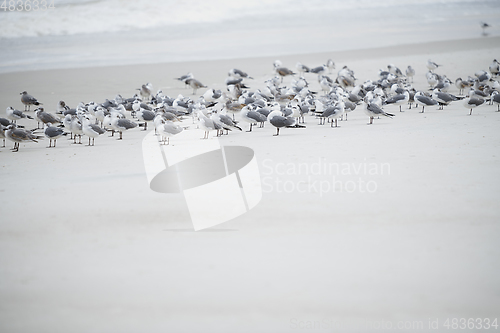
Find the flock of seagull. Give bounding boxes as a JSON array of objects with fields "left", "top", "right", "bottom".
[{"left": 1, "top": 58, "right": 500, "bottom": 152}]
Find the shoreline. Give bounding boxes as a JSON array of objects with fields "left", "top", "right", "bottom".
[{"left": 1, "top": 35, "right": 498, "bottom": 76}]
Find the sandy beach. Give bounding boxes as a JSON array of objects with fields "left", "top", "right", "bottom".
[{"left": 0, "top": 35, "right": 499, "bottom": 332}]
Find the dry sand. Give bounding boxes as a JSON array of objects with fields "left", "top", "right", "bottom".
[{"left": 0, "top": 37, "right": 499, "bottom": 332}]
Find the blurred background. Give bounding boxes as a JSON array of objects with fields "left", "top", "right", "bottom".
[{"left": 0, "top": 0, "right": 499, "bottom": 73}]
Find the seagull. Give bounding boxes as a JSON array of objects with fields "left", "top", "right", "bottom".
[
  {"left": 319, "top": 102, "right": 345, "bottom": 127},
  {"left": 489, "top": 59, "right": 499, "bottom": 76},
  {"left": 414, "top": 92, "right": 438, "bottom": 113},
  {"left": 56, "top": 100, "right": 71, "bottom": 114},
  {"left": 185, "top": 78, "right": 207, "bottom": 95},
  {"left": 6, "top": 106, "right": 34, "bottom": 123},
  {"left": 138, "top": 83, "right": 153, "bottom": 101},
  {"left": 35, "top": 108, "right": 61, "bottom": 128},
  {"left": 274, "top": 67, "right": 295, "bottom": 82},
  {"left": 202, "top": 88, "right": 223, "bottom": 104},
  {"left": 296, "top": 62, "right": 310, "bottom": 75},
  {"left": 463, "top": 90, "right": 485, "bottom": 115},
  {"left": 406, "top": 65, "right": 415, "bottom": 83},
  {"left": 432, "top": 90, "right": 458, "bottom": 110},
  {"left": 44, "top": 123, "right": 66, "bottom": 148},
  {"left": 0, "top": 125, "right": 6, "bottom": 147},
  {"left": 385, "top": 90, "right": 410, "bottom": 112},
  {"left": 70, "top": 115, "right": 84, "bottom": 144},
  {"left": 455, "top": 77, "right": 469, "bottom": 95},
  {"left": 491, "top": 91, "right": 500, "bottom": 111},
  {"left": 267, "top": 110, "right": 296, "bottom": 136},
  {"left": 111, "top": 114, "right": 138, "bottom": 139},
  {"left": 481, "top": 22, "right": 490, "bottom": 34},
  {"left": 157, "top": 120, "right": 183, "bottom": 145},
  {"left": 228, "top": 68, "right": 253, "bottom": 79},
  {"left": 426, "top": 59, "right": 441, "bottom": 71},
  {"left": 5, "top": 125, "right": 42, "bottom": 152},
  {"left": 82, "top": 116, "right": 106, "bottom": 146},
  {"left": 363, "top": 99, "right": 394, "bottom": 124},
  {"left": 326, "top": 59, "right": 335, "bottom": 73},
  {"left": 241, "top": 105, "right": 267, "bottom": 132},
  {"left": 388, "top": 64, "right": 403, "bottom": 76},
  {"left": 20, "top": 91, "right": 42, "bottom": 111},
  {"left": 197, "top": 111, "right": 220, "bottom": 139},
  {"left": 136, "top": 108, "right": 156, "bottom": 131},
  {"left": 175, "top": 73, "right": 194, "bottom": 89},
  {"left": 211, "top": 113, "right": 242, "bottom": 135},
  {"left": 310, "top": 65, "right": 327, "bottom": 75}
]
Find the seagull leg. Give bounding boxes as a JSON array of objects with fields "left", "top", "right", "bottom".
[
  {"left": 273, "top": 128, "right": 280, "bottom": 136},
  {"left": 469, "top": 109, "right": 473, "bottom": 115},
  {"left": 247, "top": 124, "right": 252, "bottom": 132}
]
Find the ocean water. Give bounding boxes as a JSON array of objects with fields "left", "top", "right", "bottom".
[{"left": 0, "top": 0, "right": 499, "bottom": 73}]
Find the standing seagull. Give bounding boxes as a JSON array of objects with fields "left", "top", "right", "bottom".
[
  {"left": 491, "top": 91, "right": 500, "bottom": 111},
  {"left": 274, "top": 66, "right": 295, "bottom": 82},
  {"left": 241, "top": 106, "right": 267, "bottom": 132},
  {"left": 0, "top": 125, "right": 6, "bottom": 147},
  {"left": 197, "top": 111, "right": 220, "bottom": 139},
  {"left": 82, "top": 116, "right": 106, "bottom": 146},
  {"left": 385, "top": 90, "right": 410, "bottom": 112},
  {"left": 175, "top": 73, "right": 194, "bottom": 89},
  {"left": 489, "top": 59, "right": 499, "bottom": 76},
  {"left": 326, "top": 59, "right": 335, "bottom": 73},
  {"left": 6, "top": 106, "right": 34, "bottom": 123},
  {"left": 414, "top": 92, "right": 438, "bottom": 113},
  {"left": 211, "top": 113, "right": 242, "bottom": 135},
  {"left": 363, "top": 99, "right": 395, "bottom": 125},
  {"left": 406, "top": 65, "right": 415, "bottom": 83},
  {"left": 320, "top": 102, "right": 345, "bottom": 127},
  {"left": 228, "top": 68, "right": 253, "bottom": 79},
  {"left": 463, "top": 90, "right": 485, "bottom": 115},
  {"left": 267, "top": 110, "right": 296, "bottom": 136},
  {"left": 432, "top": 90, "right": 458, "bottom": 110},
  {"left": 157, "top": 121, "right": 184, "bottom": 145},
  {"left": 136, "top": 108, "right": 156, "bottom": 131},
  {"left": 44, "top": 123, "right": 66, "bottom": 148},
  {"left": 138, "top": 83, "right": 153, "bottom": 101},
  {"left": 5, "top": 125, "right": 42, "bottom": 152},
  {"left": 481, "top": 22, "right": 490, "bottom": 35},
  {"left": 35, "top": 108, "right": 62, "bottom": 128},
  {"left": 111, "top": 114, "right": 138, "bottom": 140},
  {"left": 186, "top": 78, "right": 207, "bottom": 95},
  {"left": 426, "top": 59, "right": 441, "bottom": 72},
  {"left": 20, "top": 91, "right": 42, "bottom": 111}
]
